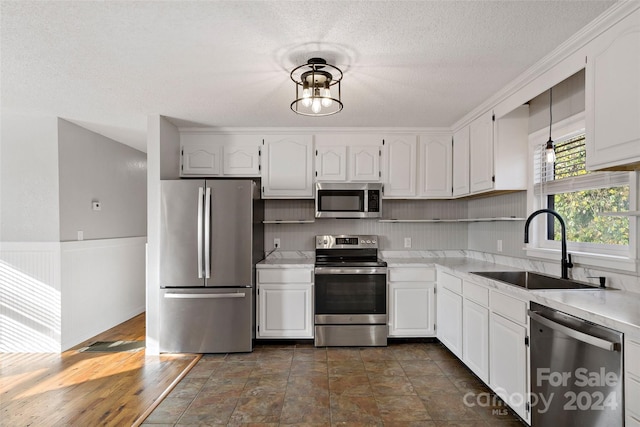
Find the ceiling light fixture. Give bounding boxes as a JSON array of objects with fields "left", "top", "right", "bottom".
[
  {"left": 545, "top": 87, "right": 556, "bottom": 163},
  {"left": 290, "top": 57, "right": 343, "bottom": 116}
]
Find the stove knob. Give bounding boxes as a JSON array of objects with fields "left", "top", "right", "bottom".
[
  {"left": 366, "top": 240, "right": 371, "bottom": 244},
  {"left": 372, "top": 239, "right": 377, "bottom": 244}
]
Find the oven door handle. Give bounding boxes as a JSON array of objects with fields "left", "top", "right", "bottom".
[
  {"left": 528, "top": 310, "right": 620, "bottom": 352},
  {"left": 314, "top": 267, "right": 387, "bottom": 275}
]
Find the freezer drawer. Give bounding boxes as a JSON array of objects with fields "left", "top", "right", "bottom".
[{"left": 160, "top": 288, "right": 253, "bottom": 353}]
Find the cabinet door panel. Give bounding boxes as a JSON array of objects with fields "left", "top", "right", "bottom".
[
  {"left": 436, "top": 286, "right": 462, "bottom": 357},
  {"left": 181, "top": 138, "right": 221, "bottom": 176},
  {"left": 420, "top": 134, "right": 452, "bottom": 198},
  {"left": 452, "top": 127, "right": 470, "bottom": 197},
  {"left": 469, "top": 111, "right": 494, "bottom": 193},
  {"left": 463, "top": 299, "right": 489, "bottom": 383},
  {"left": 350, "top": 145, "right": 381, "bottom": 181},
  {"left": 316, "top": 146, "right": 347, "bottom": 181},
  {"left": 490, "top": 313, "right": 527, "bottom": 420},
  {"left": 223, "top": 141, "right": 260, "bottom": 176},
  {"left": 383, "top": 136, "right": 417, "bottom": 197},
  {"left": 586, "top": 10, "right": 640, "bottom": 170},
  {"left": 389, "top": 282, "right": 435, "bottom": 337},
  {"left": 258, "top": 284, "right": 313, "bottom": 338},
  {"left": 262, "top": 135, "right": 313, "bottom": 198}
]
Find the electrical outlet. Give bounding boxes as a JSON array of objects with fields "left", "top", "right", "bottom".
[
  {"left": 273, "top": 238, "right": 280, "bottom": 249},
  {"left": 404, "top": 237, "right": 412, "bottom": 248},
  {"left": 497, "top": 239, "right": 503, "bottom": 252},
  {"left": 77, "top": 231, "right": 84, "bottom": 241}
]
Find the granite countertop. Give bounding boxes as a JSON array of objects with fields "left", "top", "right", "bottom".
[{"left": 257, "top": 258, "right": 314, "bottom": 268}]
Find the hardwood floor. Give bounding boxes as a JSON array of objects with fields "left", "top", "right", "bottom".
[{"left": 0, "top": 313, "right": 200, "bottom": 426}]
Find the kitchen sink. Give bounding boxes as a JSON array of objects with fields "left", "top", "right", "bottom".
[{"left": 471, "top": 271, "right": 602, "bottom": 290}]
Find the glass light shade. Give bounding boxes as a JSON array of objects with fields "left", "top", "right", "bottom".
[
  {"left": 545, "top": 139, "right": 556, "bottom": 163},
  {"left": 321, "top": 87, "right": 332, "bottom": 107}
]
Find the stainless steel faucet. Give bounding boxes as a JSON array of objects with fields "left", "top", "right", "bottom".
[{"left": 524, "top": 209, "right": 573, "bottom": 279}]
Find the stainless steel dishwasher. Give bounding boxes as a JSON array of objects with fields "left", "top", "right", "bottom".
[{"left": 528, "top": 302, "right": 623, "bottom": 427}]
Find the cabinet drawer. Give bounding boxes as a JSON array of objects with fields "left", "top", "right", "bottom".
[
  {"left": 389, "top": 267, "right": 436, "bottom": 282},
  {"left": 490, "top": 291, "right": 526, "bottom": 324},
  {"left": 463, "top": 280, "right": 489, "bottom": 306},
  {"left": 258, "top": 268, "right": 312, "bottom": 284},
  {"left": 439, "top": 272, "right": 462, "bottom": 294},
  {"left": 628, "top": 375, "right": 640, "bottom": 419},
  {"left": 626, "top": 339, "right": 640, "bottom": 378}
]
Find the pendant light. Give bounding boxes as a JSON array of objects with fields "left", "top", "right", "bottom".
[
  {"left": 290, "top": 58, "right": 343, "bottom": 116},
  {"left": 545, "top": 88, "right": 556, "bottom": 163}
]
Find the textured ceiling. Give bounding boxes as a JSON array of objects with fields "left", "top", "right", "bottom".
[{"left": 1, "top": 1, "right": 615, "bottom": 152}]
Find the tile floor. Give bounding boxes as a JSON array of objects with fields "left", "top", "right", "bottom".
[{"left": 142, "top": 342, "right": 525, "bottom": 426}]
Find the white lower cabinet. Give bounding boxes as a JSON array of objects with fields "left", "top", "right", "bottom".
[
  {"left": 463, "top": 298, "right": 489, "bottom": 383},
  {"left": 388, "top": 267, "right": 436, "bottom": 337},
  {"left": 256, "top": 267, "right": 313, "bottom": 339},
  {"left": 436, "top": 272, "right": 463, "bottom": 358},
  {"left": 489, "top": 290, "right": 529, "bottom": 422}
]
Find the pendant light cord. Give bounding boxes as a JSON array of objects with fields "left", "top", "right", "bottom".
[{"left": 549, "top": 88, "right": 553, "bottom": 140}]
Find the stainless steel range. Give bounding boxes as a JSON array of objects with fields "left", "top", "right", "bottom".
[{"left": 314, "top": 235, "right": 387, "bottom": 347}]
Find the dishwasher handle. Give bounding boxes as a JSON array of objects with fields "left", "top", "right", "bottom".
[{"left": 528, "top": 309, "right": 620, "bottom": 352}]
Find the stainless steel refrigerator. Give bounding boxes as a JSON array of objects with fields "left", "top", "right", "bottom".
[{"left": 159, "top": 179, "right": 264, "bottom": 353}]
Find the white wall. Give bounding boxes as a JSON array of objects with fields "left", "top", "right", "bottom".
[
  {"left": 1, "top": 114, "right": 148, "bottom": 352},
  {"left": 146, "top": 115, "right": 180, "bottom": 356},
  {"left": 1, "top": 112, "right": 60, "bottom": 242},
  {"left": 58, "top": 119, "right": 147, "bottom": 241},
  {"left": 0, "top": 113, "right": 62, "bottom": 351}
]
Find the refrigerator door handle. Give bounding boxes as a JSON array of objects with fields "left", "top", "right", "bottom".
[
  {"left": 164, "top": 292, "right": 246, "bottom": 299},
  {"left": 197, "top": 186, "right": 204, "bottom": 279},
  {"left": 204, "top": 186, "right": 212, "bottom": 279}
]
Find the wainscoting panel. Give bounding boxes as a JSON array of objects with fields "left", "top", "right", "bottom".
[
  {"left": 61, "top": 237, "right": 146, "bottom": 350},
  {"left": 0, "top": 242, "right": 62, "bottom": 352}
]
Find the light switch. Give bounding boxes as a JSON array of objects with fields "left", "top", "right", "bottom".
[
  {"left": 92, "top": 201, "right": 101, "bottom": 211},
  {"left": 404, "top": 237, "right": 412, "bottom": 248}
]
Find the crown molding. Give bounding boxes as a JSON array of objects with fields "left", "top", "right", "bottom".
[{"left": 178, "top": 126, "right": 452, "bottom": 135}]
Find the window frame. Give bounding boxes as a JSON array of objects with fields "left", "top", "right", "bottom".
[{"left": 526, "top": 112, "right": 637, "bottom": 270}]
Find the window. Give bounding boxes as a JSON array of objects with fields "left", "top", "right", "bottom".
[{"left": 532, "top": 123, "right": 635, "bottom": 258}]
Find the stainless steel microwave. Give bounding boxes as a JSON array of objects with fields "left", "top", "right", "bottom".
[{"left": 315, "top": 183, "right": 382, "bottom": 218}]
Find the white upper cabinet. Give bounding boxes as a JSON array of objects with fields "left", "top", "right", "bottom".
[
  {"left": 469, "top": 111, "right": 495, "bottom": 193},
  {"left": 222, "top": 141, "right": 261, "bottom": 176},
  {"left": 315, "top": 145, "right": 347, "bottom": 181},
  {"left": 350, "top": 145, "right": 381, "bottom": 181},
  {"left": 181, "top": 139, "right": 221, "bottom": 176},
  {"left": 382, "top": 135, "right": 417, "bottom": 197},
  {"left": 262, "top": 135, "right": 314, "bottom": 198},
  {"left": 463, "top": 105, "right": 529, "bottom": 196},
  {"left": 452, "top": 126, "right": 470, "bottom": 197},
  {"left": 180, "top": 134, "right": 260, "bottom": 177},
  {"left": 586, "top": 7, "right": 640, "bottom": 170},
  {"left": 419, "top": 133, "right": 452, "bottom": 198},
  {"left": 314, "top": 134, "right": 382, "bottom": 182}
]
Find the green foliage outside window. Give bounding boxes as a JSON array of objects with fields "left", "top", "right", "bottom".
[
  {"left": 551, "top": 187, "right": 629, "bottom": 245},
  {"left": 545, "top": 134, "right": 630, "bottom": 246}
]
